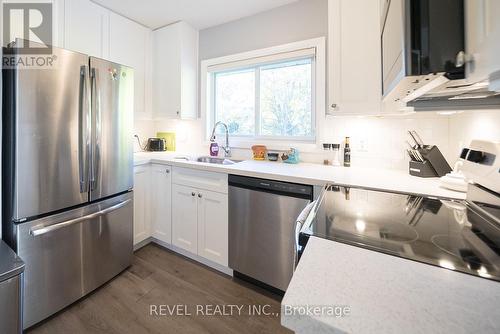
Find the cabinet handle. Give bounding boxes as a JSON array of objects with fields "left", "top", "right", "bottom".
[
  {"left": 165, "top": 169, "right": 170, "bottom": 174},
  {"left": 331, "top": 103, "right": 337, "bottom": 109},
  {"left": 191, "top": 192, "right": 196, "bottom": 197},
  {"left": 198, "top": 193, "right": 202, "bottom": 198}
]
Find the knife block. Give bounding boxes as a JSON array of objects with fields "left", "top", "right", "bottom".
[
  {"left": 409, "top": 160, "right": 439, "bottom": 178},
  {"left": 418, "top": 145, "right": 452, "bottom": 177},
  {"left": 408, "top": 145, "right": 452, "bottom": 178}
]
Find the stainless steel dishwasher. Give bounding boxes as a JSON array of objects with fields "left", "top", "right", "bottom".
[{"left": 228, "top": 175, "right": 313, "bottom": 291}]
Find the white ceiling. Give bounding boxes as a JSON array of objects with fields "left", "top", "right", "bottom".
[{"left": 92, "top": 0, "right": 299, "bottom": 30}]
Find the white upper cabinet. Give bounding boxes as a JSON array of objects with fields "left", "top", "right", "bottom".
[
  {"left": 109, "top": 12, "right": 151, "bottom": 119},
  {"left": 153, "top": 21, "right": 199, "bottom": 119},
  {"left": 328, "top": 0, "right": 382, "bottom": 115},
  {"left": 64, "top": 0, "right": 109, "bottom": 58},
  {"left": 465, "top": 0, "right": 500, "bottom": 85}
]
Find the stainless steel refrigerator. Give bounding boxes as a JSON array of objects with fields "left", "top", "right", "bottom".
[{"left": 2, "top": 41, "right": 134, "bottom": 329}]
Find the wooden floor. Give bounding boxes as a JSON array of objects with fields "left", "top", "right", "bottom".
[{"left": 27, "top": 243, "right": 292, "bottom": 334}]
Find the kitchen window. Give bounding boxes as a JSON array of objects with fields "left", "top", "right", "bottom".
[{"left": 202, "top": 38, "right": 325, "bottom": 146}]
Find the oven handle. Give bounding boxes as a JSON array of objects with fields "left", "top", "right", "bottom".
[
  {"left": 293, "top": 200, "right": 317, "bottom": 272},
  {"left": 293, "top": 184, "right": 330, "bottom": 272},
  {"left": 29, "top": 199, "right": 131, "bottom": 237}
]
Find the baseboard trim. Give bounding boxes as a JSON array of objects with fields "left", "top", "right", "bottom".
[
  {"left": 134, "top": 238, "right": 233, "bottom": 276},
  {"left": 133, "top": 237, "right": 153, "bottom": 251}
]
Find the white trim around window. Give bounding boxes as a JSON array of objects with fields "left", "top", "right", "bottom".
[{"left": 200, "top": 37, "right": 326, "bottom": 151}]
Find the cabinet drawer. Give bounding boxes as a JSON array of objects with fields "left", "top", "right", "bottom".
[{"left": 172, "top": 167, "right": 228, "bottom": 194}]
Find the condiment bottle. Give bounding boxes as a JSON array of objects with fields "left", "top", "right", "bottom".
[
  {"left": 323, "top": 143, "right": 331, "bottom": 165},
  {"left": 344, "top": 137, "right": 351, "bottom": 167},
  {"left": 331, "top": 144, "right": 341, "bottom": 166}
]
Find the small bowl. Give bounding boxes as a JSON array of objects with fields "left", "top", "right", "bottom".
[{"left": 267, "top": 152, "right": 279, "bottom": 161}]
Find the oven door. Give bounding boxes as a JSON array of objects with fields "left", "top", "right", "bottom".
[{"left": 294, "top": 185, "right": 329, "bottom": 268}]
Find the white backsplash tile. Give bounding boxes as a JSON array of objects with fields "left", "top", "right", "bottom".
[{"left": 138, "top": 109, "right": 500, "bottom": 171}]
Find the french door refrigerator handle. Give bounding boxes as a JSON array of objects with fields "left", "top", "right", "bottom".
[
  {"left": 90, "top": 67, "right": 101, "bottom": 191},
  {"left": 29, "top": 199, "right": 132, "bottom": 237},
  {"left": 78, "top": 65, "right": 90, "bottom": 193}
]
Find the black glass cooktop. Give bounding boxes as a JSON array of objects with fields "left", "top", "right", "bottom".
[{"left": 302, "top": 186, "right": 500, "bottom": 282}]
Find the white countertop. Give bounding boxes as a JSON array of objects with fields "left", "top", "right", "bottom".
[
  {"left": 281, "top": 237, "right": 500, "bottom": 334},
  {"left": 134, "top": 152, "right": 466, "bottom": 199}
]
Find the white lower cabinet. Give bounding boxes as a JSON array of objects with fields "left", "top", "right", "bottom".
[
  {"left": 133, "top": 165, "right": 150, "bottom": 245},
  {"left": 197, "top": 190, "right": 228, "bottom": 266},
  {"left": 133, "top": 164, "right": 229, "bottom": 268},
  {"left": 172, "top": 167, "right": 229, "bottom": 267},
  {"left": 151, "top": 164, "right": 172, "bottom": 244},
  {"left": 171, "top": 184, "right": 199, "bottom": 254}
]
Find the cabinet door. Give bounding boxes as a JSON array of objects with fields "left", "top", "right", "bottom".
[
  {"left": 151, "top": 165, "right": 172, "bottom": 244},
  {"left": 133, "top": 165, "right": 150, "bottom": 245},
  {"left": 179, "top": 22, "right": 199, "bottom": 120},
  {"left": 465, "top": 0, "right": 500, "bottom": 83},
  {"left": 152, "top": 23, "right": 181, "bottom": 119},
  {"left": 64, "top": 0, "right": 109, "bottom": 58},
  {"left": 109, "top": 13, "right": 150, "bottom": 119},
  {"left": 152, "top": 21, "right": 198, "bottom": 120},
  {"left": 172, "top": 184, "right": 198, "bottom": 254},
  {"left": 197, "top": 190, "right": 228, "bottom": 266},
  {"left": 328, "top": 0, "right": 381, "bottom": 115}
]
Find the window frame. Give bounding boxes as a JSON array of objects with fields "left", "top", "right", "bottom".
[{"left": 201, "top": 37, "right": 326, "bottom": 150}]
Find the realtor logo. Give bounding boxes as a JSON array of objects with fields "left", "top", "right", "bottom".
[{"left": 2, "top": 2, "right": 53, "bottom": 54}]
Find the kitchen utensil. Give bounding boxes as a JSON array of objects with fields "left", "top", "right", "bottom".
[
  {"left": 406, "top": 140, "right": 415, "bottom": 149},
  {"left": 413, "top": 149, "right": 424, "bottom": 162},
  {"left": 411, "top": 130, "right": 425, "bottom": 147},
  {"left": 408, "top": 131, "right": 421, "bottom": 148}
]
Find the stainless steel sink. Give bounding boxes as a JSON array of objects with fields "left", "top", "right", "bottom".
[{"left": 196, "top": 156, "right": 241, "bottom": 165}]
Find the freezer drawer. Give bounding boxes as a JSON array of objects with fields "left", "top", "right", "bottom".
[{"left": 16, "top": 192, "right": 133, "bottom": 329}]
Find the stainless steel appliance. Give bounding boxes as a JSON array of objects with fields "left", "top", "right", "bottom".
[
  {"left": 0, "top": 240, "right": 24, "bottom": 334},
  {"left": 2, "top": 40, "right": 134, "bottom": 329},
  {"left": 228, "top": 175, "right": 313, "bottom": 292},
  {"left": 146, "top": 137, "right": 167, "bottom": 151},
  {"left": 298, "top": 140, "right": 500, "bottom": 283},
  {"left": 381, "top": 0, "right": 500, "bottom": 109}
]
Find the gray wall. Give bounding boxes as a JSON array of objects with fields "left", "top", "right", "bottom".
[{"left": 199, "top": 0, "right": 328, "bottom": 60}]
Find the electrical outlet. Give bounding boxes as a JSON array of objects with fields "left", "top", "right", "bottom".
[{"left": 357, "top": 139, "right": 368, "bottom": 152}]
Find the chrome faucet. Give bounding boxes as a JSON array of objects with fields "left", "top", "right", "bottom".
[{"left": 210, "top": 121, "right": 231, "bottom": 157}]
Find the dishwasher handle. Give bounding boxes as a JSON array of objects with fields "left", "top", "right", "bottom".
[{"left": 293, "top": 201, "right": 316, "bottom": 272}]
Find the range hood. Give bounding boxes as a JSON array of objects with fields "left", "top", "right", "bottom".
[
  {"left": 381, "top": 0, "right": 500, "bottom": 111},
  {"left": 385, "top": 72, "right": 500, "bottom": 111}
]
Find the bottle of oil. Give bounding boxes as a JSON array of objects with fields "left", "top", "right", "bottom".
[{"left": 343, "top": 137, "right": 351, "bottom": 167}]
